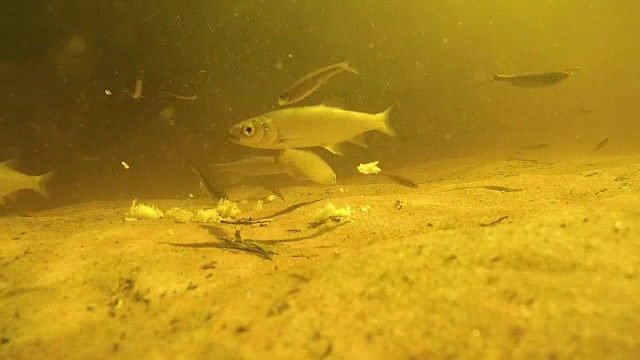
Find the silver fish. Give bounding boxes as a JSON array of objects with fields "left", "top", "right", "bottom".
[
  {"left": 277, "top": 149, "right": 336, "bottom": 185},
  {"left": 494, "top": 67, "right": 580, "bottom": 88},
  {"left": 278, "top": 62, "right": 359, "bottom": 106},
  {"left": 0, "top": 159, "right": 53, "bottom": 204},
  {"left": 228, "top": 104, "right": 395, "bottom": 155},
  {"left": 210, "top": 156, "right": 289, "bottom": 177}
]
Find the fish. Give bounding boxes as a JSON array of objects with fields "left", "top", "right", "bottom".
[
  {"left": 493, "top": 67, "right": 580, "bottom": 88},
  {"left": 591, "top": 138, "right": 609, "bottom": 152},
  {"left": 521, "top": 143, "right": 551, "bottom": 150},
  {"left": 445, "top": 185, "right": 523, "bottom": 193},
  {"left": 161, "top": 90, "right": 197, "bottom": 101},
  {"left": 186, "top": 162, "right": 227, "bottom": 201},
  {"left": 278, "top": 62, "right": 359, "bottom": 106},
  {"left": 277, "top": 149, "right": 336, "bottom": 185},
  {"left": 228, "top": 104, "right": 395, "bottom": 155},
  {"left": 0, "top": 159, "right": 53, "bottom": 205},
  {"left": 210, "top": 156, "right": 290, "bottom": 177},
  {"left": 130, "top": 78, "right": 144, "bottom": 99},
  {"left": 380, "top": 173, "right": 418, "bottom": 189}
]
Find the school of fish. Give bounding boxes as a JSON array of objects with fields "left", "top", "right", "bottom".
[
  {"left": 1, "top": 61, "right": 582, "bottom": 206},
  {"left": 216, "top": 61, "right": 583, "bottom": 197}
]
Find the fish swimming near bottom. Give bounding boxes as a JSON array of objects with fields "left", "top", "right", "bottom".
[
  {"left": 228, "top": 104, "right": 395, "bottom": 155},
  {"left": 493, "top": 67, "right": 580, "bottom": 88},
  {"left": 210, "top": 150, "right": 336, "bottom": 186},
  {"left": 591, "top": 138, "right": 609, "bottom": 152},
  {"left": 0, "top": 159, "right": 53, "bottom": 205},
  {"left": 186, "top": 162, "right": 228, "bottom": 201},
  {"left": 277, "top": 148, "right": 337, "bottom": 185},
  {"left": 210, "top": 156, "right": 290, "bottom": 177}
]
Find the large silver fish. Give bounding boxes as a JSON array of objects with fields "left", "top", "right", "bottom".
[
  {"left": 228, "top": 104, "right": 395, "bottom": 155},
  {"left": 278, "top": 62, "right": 359, "bottom": 106},
  {"left": 0, "top": 159, "right": 53, "bottom": 204},
  {"left": 493, "top": 67, "right": 580, "bottom": 88}
]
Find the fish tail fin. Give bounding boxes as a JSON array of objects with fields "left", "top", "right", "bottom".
[
  {"left": 37, "top": 170, "right": 54, "bottom": 200},
  {"left": 377, "top": 105, "right": 396, "bottom": 137},
  {"left": 342, "top": 62, "right": 359, "bottom": 75}
]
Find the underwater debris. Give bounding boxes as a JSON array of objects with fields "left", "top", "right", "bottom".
[
  {"left": 165, "top": 208, "right": 194, "bottom": 223},
  {"left": 127, "top": 199, "right": 164, "bottom": 220},
  {"left": 314, "top": 202, "right": 351, "bottom": 222},
  {"left": 358, "top": 161, "right": 418, "bottom": 188},
  {"left": 358, "top": 161, "right": 381, "bottom": 174}
]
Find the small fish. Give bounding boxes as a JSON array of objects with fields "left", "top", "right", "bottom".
[
  {"left": 1, "top": 159, "right": 53, "bottom": 205},
  {"left": 228, "top": 104, "right": 395, "bottom": 155},
  {"left": 494, "top": 68, "right": 579, "bottom": 88},
  {"left": 277, "top": 148, "right": 336, "bottom": 185},
  {"left": 210, "top": 157, "right": 289, "bottom": 177},
  {"left": 591, "top": 138, "right": 609, "bottom": 152},
  {"left": 380, "top": 173, "right": 418, "bottom": 189},
  {"left": 446, "top": 185, "right": 523, "bottom": 193},
  {"left": 161, "top": 91, "right": 197, "bottom": 101},
  {"left": 130, "top": 78, "right": 144, "bottom": 99},
  {"left": 186, "top": 162, "right": 227, "bottom": 201},
  {"left": 521, "top": 143, "right": 551, "bottom": 150},
  {"left": 278, "top": 62, "right": 359, "bottom": 106}
]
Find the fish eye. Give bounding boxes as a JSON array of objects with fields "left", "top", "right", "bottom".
[
  {"left": 242, "top": 124, "right": 254, "bottom": 137},
  {"left": 278, "top": 95, "right": 290, "bottom": 105}
]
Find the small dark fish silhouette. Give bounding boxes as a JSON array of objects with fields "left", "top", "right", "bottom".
[
  {"left": 522, "top": 143, "right": 551, "bottom": 150},
  {"left": 591, "top": 138, "right": 609, "bottom": 152},
  {"left": 186, "top": 162, "right": 228, "bottom": 201},
  {"left": 494, "top": 67, "right": 580, "bottom": 88},
  {"left": 381, "top": 173, "right": 418, "bottom": 189}
]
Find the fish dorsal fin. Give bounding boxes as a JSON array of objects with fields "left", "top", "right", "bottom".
[
  {"left": 0, "top": 158, "right": 19, "bottom": 169},
  {"left": 323, "top": 144, "right": 346, "bottom": 156},
  {"left": 348, "top": 133, "right": 368, "bottom": 148}
]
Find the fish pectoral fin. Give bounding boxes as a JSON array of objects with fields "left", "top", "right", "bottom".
[
  {"left": 323, "top": 144, "right": 346, "bottom": 156},
  {"left": 276, "top": 135, "right": 298, "bottom": 144},
  {"left": 347, "top": 134, "right": 368, "bottom": 148}
]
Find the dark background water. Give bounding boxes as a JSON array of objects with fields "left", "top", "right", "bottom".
[{"left": 1, "top": 0, "right": 639, "bottom": 207}]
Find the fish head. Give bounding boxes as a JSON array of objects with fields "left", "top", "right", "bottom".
[
  {"left": 228, "top": 116, "right": 278, "bottom": 148},
  {"left": 277, "top": 93, "right": 291, "bottom": 106}
]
